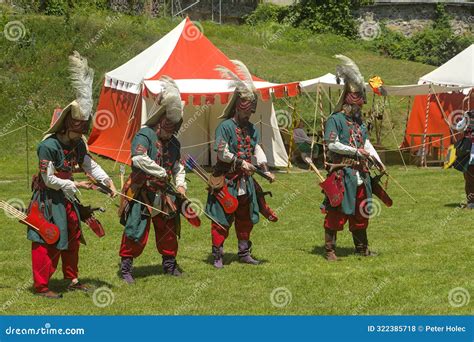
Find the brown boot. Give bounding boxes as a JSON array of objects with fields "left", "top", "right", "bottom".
[
  {"left": 162, "top": 256, "right": 183, "bottom": 276},
  {"left": 35, "top": 290, "right": 63, "bottom": 299},
  {"left": 324, "top": 229, "right": 338, "bottom": 261},
  {"left": 352, "top": 229, "right": 377, "bottom": 257},
  {"left": 238, "top": 240, "right": 261, "bottom": 265}
]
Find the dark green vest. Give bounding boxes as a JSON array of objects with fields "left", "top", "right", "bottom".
[
  {"left": 205, "top": 119, "right": 260, "bottom": 227},
  {"left": 124, "top": 127, "right": 181, "bottom": 241},
  {"left": 27, "top": 135, "right": 86, "bottom": 250},
  {"left": 324, "top": 112, "right": 373, "bottom": 215}
]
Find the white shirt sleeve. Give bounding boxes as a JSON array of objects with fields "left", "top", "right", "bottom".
[
  {"left": 81, "top": 154, "right": 110, "bottom": 183},
  {"left": 216, "top": 140, "right": 236, "bottom": 163},
  {"left": 254, "top": 144, "right": 268, "bottom": 166},
  {"left": 172, "top": 161, "right": 187, "bottom": 190},
  {"left": 455, "top": 116, "right": 468, "bottom": 131},
  {"left": 327, "top": 135, "right": 358, "bottom": 156},
  {"left": 364, "top": 139, "right": 384, "bottom": 166},
  {"left": 131, "top": 154, "right": 167, "bottom": 178},
  {"left": 41, "top": 161, "right": 79, "bottom": 201}
]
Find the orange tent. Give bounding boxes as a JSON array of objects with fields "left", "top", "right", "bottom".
[
  {"left": 401, "top": 44, "right": 474, "bottom": 157},
  {"left": 401, "top": 92, "right": 473, "bottom": 154}
]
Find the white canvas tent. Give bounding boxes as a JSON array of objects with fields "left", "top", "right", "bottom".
[
  {"left": 299, "top": 73, "right": 470, "bottom": 96},
  {"left": 419, "top": 44, "right": 474, "bottom": 88},
  {"left": 402, "top": 44, "right": 474, "bottom": 158},
  {"left": 88, "top": 18, "right": 299, "bottom": 167}
]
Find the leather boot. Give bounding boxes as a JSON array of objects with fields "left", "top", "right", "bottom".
[
  {"left": 162, "top": 256, "right": 182, "bottom": 276},
  {"left": 324, "top": 229, "right": 338, "bottom": 261},
  {"left": 120, "top": 257, "right": 135, "bottom": 284},
  {"left": 352, "top": 229, "right": 377, "bottom": 257},
  {"left": 212, "top": 245, "right": 224, "bottom": 269},
  {"left": 238, "top": 240, "right": 261, "bottom": 265}
]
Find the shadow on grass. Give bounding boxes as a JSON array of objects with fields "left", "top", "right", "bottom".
[
  {"left": 37, "top": 278, "right": 115, "bottom": 294},
  {"left": 203, "top": 253, "right": 270, "bottom": 266},
  {"left": 443, "top": 203, "right": 464, "bottom": 208},
  {"left": 311, "top": 245, "right": 356, "bottom": 259},
  {"left": 120, "top": 264, "right": 164, "bottom": 280}
]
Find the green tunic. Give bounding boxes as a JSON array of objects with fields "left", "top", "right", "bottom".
[
  {"left": 123, "top": 127, "right": 181, "bottom": 241},
  {"left": 453, "top": 124, "right": 474, "bottom": 173},
  {"left": 27, "top": 135, "right": 86, "bottom": 250},
  {"left": 205, "top": 119, "right": 260, "bottom": 227},
  {"left": 324, "top": 112, "right": 372, "bottom": 215}
]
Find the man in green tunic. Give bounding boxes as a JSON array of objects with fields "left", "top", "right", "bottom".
[
  {"left": 322, "top": 55, "right": 386, "bottom": 261},
  {"left": 206, "top": 60, "right": 277, "bottom": 269},
  {"left": 118, "top": 76, "right": 188, "bottom": 281},
  {"left": 28, "top": 52, "right": 117, "bottom": 298},
  {"left": 453, "top": 110, "right": 474, "bottom": 208}
]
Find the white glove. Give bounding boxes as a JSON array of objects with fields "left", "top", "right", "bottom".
[
  {"left": 241, "top": 160, "right": 256, "bottom": 175},
  {"left": 62, "top": 180, "right": 80, "bottom": 202}
]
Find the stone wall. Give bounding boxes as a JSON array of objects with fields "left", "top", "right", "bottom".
[
  {"left": 109, "top": 0, "right": 259, "bottom": 23},
  {"left": 107, "top": 0, "right": 473, "bottom": 34},
  {"left": 263, "top": 0, "right": 295, "bottom": 5},
  {"left": 354, "top": 2, "right": 474, "bottom": 37},
  {"left": 175, "top": 0, "right": 259, "bottom": 23}
]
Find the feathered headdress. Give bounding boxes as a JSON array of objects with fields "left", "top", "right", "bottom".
[
  {"left": 216, "top": 59, "right": 257, "bottom": 101},
  {"left": 216, "top": 60, "right": 258, "bottom": 119},
  {"left": 44, "top": 51, "right": 94, "bottom": 135},
  {"left": 334, "top": 54, "right": 367, "bottom": 112},
  {"left": 68, "top": 51, "right": 94, "bottom": 120},
  {"left": 144, "top": 75, "right": 184, "bottom": 130}
]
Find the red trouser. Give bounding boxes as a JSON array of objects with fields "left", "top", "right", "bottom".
[
  {"left": 211, "top": 195, "right": 253, "bottom": 247},
  {"left": 31, "top": 201, "right": 81, "bottom": 293},
  {"left": 324, "top": 185, "right": 369, "bottom": 231},
  {"left": 119, "top": 215, "right": 178, "bottom": 258},
  {"left": 464, "top": 165, "right": 474, "bottom": 204}
]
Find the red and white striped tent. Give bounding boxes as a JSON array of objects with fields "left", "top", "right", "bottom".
[{"left": 88, "top": 17, "right": 299, "bottom": 166}]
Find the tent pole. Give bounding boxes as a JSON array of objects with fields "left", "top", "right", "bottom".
[
  {"left": 311, "top": 85, "right": 320, "bottom": 155},
  {"left": 328, "top": 88, "right": 332, "bottom": 113},
  {"left": 320, "top": 86, "right": 334, "bottom": 114},
  {"left": 113, "top": 81, "right": 143, "bottom": 170},
  {"left": 401, "top": 96, "right": 412, "bottom": 162},
  {"left": 432, "top": 91, "right": 454, "bottom": 136},
  {"left": 386, "top": 96, "right": 408, "bottom": 171},
  {"left": 318, "top": 87, "right": 327, "bottom": 167},
  {"left": 25, "top": 113, "right": 29, "bottom": 188},
  {"left": 207, "top": 103, "right": 212, "bottom": 166},
  {"left": 420, "top": 85, "right": 432, "bottom": 167},
  {"left": 259, "top": 101, "right": 263, "bottom": 144},
  {"left": 286, "top": 108, "right": 293, "bottom": 173}
]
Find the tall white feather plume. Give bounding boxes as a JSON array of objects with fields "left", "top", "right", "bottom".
[
  {"left": 215, "top": 60, "right": 256, "bottom": 100},
  {"left": 160, "top": 75, "right": 183, "bottom": 123},
  {"left": 68, "top": 51, "right": 94, "bottom": 119},
  {"left": 334, "top": 54, "right": 365, "bottom": 94},
  {"left": 231, "top": 59, "right": 256, "bottom": 97}
]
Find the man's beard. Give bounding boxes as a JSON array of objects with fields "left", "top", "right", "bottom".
[
  {"left": 236, "top": 114, "right": 250, "bottom": 126},
  {"left": 352, "top": 107, "right": 363, "bottom": 124},
  {"left": 69, "top": 135, "right": 82, "bottom": 145}
]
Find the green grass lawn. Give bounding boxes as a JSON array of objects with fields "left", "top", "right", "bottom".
[
  {"left": 0, "top": 154, "right": 472, "bottom": 315},
  {"left": 0, "top": 6, "right": 472, "bottom": 316}
]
